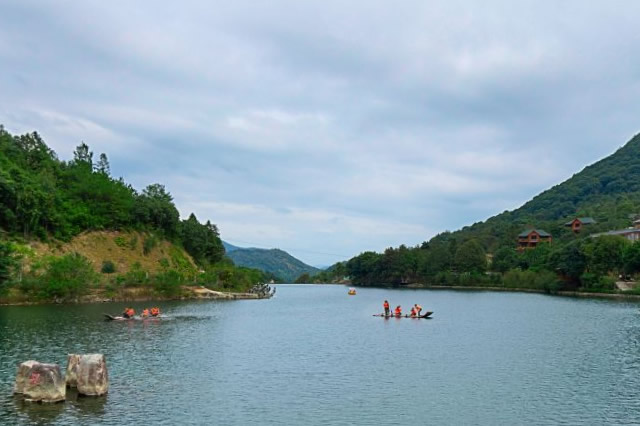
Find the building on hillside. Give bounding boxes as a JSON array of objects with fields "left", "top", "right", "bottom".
[
  {"left": 564, "top": 217, "right": 596, "bottom": 233},
  {"left": 592, "top": 228, "right": 640, "bottom": 242},
  {"left": 517, "top": 229, "right": 552, "bottom": 251},
  {"left": 593, "top": 219, "right": 640, "bottom": 242}
]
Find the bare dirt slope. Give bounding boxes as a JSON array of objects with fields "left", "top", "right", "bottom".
[{"left": 29, "top": 231, "right": 196, "bottom": 274}]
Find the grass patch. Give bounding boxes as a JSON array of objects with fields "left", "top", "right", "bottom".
[{"left": 114, "top": 236, "right": 127, "bottom": 248}]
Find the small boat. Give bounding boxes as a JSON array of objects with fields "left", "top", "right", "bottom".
[
  {"left": 372, "top": 311, "right": 433, "bottom": 319},
  {"left": 103, "top": 314, "right": 161, "bottom": 321},
  {"left": 348, "top": 288, "right": 356, "bottom": 295}
]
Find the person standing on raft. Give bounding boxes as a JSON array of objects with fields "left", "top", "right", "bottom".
[
  {"left": 383, "top": 300, "right": 390, "bottom": 316},
  {"left": 414, "top": 304, "right": 423, "bottom": 316}
]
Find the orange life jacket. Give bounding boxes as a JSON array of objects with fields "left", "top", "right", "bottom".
[
  {"left": 383, "top": 302, "right": 389, "bottom": 309},
  {"left": 126, "top": 308, "right": 135, "bottom": 317},
  {"left": 410, "top": 308, "right": 417, "bottom": 317},
  {"left": 150, "top": 307, "right": 159, "bottom": 316},
  {"left": 415, "top": 304, "right": 422, "bottom": 311},
  {"left": 142, "top": 309, "right": 149, "bottom": 317},
  {"left": 394, "top": 307, "right": 402, "bottom": 315}
]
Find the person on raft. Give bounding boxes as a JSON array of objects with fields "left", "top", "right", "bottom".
[
  {"left": 122, "top": 307, "right": 135, "bottom": 318},
  {"left": 141, "top": 308, "right": 150, "bottom": 318},
  {"left": 414, "top": 304, "right": 423, "bottom": 316},
  {"left": 394, "top": 305, "right": 402, "bottom": 317},
  {"left": 410, "top": 307, "right": 417, "bottom": 317},
  {"left": 383, "top": 300, "right": 390, "bottom": 316},
  {"left": 150, "top": 307, "right": 160, "bottom": 317}
]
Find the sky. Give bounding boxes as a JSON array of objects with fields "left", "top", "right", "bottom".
[{"left": 2, "top": 1, "right": 640, "bottom": 266}]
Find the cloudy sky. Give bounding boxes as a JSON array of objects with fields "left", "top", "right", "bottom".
[{"left": 2, "top": 1, "right": 640, "bottom": 266}]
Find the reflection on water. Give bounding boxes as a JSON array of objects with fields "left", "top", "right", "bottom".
[
  {"left": 12, "top": 394, "right": 65, "bottom": 424},
  {"left": 2, "top": 288, "right": 640, "bottom": 424},
  {"left": 67, "top": 388, "right": 107, "bottom": 417}
]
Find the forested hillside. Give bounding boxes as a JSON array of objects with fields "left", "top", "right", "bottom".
[
  {"left": 339, "top": 133, "right": 640, "bottom": 293},
  {"left": 226, "top": 247, "right": 319, "bottom": 282},
  {"left": 438, "top": 133, "right": 640, "bottom": 252},
  {"left": 0, "top": 126, "right": 267, "bottom": 301}
]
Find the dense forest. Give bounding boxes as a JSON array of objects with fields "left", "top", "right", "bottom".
[
  {"left": 0, "top": 125, "right": 268, "bottom": 301},
  {"left": 307, "top": 133, "right": 640, "bottom": 293}
]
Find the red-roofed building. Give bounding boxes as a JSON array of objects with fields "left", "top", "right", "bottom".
[{"left": 517, "top": 229, "right": 552, "bottom": 251}]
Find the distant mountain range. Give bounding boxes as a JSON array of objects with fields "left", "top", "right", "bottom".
[{"left": 222, "top": 241, "right": 319, "bottom": 282}]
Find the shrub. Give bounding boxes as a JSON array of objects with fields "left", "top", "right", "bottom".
[
  {"left": 579, "top": 272, "right": 598, "bottom": 289},
  {"left": 114, "top": 236, "right": 127, "bottom": 248},
  {"left": 433, "top": 271, "right": 458, "bottom": 286},
  {"left": 38, "top": 253, "right": 98, "bottom": 300},
  {"left": 503, "top": 269, "right": 560, "bottom": 292},
  {"left": 581, "top": 272, "right": 616, "bottom": 291},
  {"left": 169, "top": 246, "right": 193, "bottom": 272},
  {"left": 143, "top": 235, "right": 158, "bottom": 255},
  {"left": 123, "top": 262, "right": 149, "bottom": 287},
  {"left": 0, "top": 241, "right": 15, "bottom": 295},
  {"left": 153, "top": 269, "right": 183, "bottom": 297},
  {"left": 128, "top": 235, "right": 138, "bottom": 250},
  {"left": 101, "top": 260, "right": 116, "bottom": 274}
]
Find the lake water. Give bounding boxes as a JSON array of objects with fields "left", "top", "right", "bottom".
[{"left": 2, "top": 284, "right": 640, "bottom": 425}]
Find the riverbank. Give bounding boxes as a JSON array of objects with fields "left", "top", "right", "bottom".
[
  {"left": 398, "top": 283, "right": 640, "bottom": 300},
  {"left": 0, "top": 285, "right": 271, "bottom": 306}
]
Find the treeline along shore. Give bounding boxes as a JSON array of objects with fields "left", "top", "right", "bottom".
[{"left": 0, "top": 126, "right": 274, "bottom": 305}]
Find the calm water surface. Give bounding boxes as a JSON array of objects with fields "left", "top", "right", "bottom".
[{"left": 2, "top": 285, "right": 640, "bottom": 425}]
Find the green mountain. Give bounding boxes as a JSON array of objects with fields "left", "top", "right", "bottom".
[
  {"left": 442, "top": 132, "right": 640, "bottom": 251},
  {"left": 225, "top": 246, "right": 319, "bottom": 282},
  {"left": 222, "top": 241, "right": 241, "bottom": 253},
  {"left": 342, "top": 132, "right": 640, "bottom": 292}
]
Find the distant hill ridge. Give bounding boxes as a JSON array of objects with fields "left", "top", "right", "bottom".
[{"left": 223, "top": 241, "right": 319, "bottom": 282}]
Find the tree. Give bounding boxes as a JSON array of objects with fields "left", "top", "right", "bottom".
[
  {"left": 491, "top": 247, "right": 518, "bottom": 273},
  {"left": 203, "top": 220, "right": 225, "bottom": 263},
  {"left": 454, "top": 240, "right": 486, "bottom": 273},
  {"left": 0, "top": 241, "right": 15, "bottom": 292},
  {"left": 15, "top": 132, "right": 57, "bottom": 170},
  {"left": 134, "top": 184, "right": 180, "bottom": 236},
  {"left": 623, "top": 242, "right": 640, "bottom": 275},
  {"left": 179, "top": 214, "right": 225, "bottom": 265},
  {"left": 346, "top": 251, "right": 382, "bottom": 285},
  {"left": 295, "top": 273, "right": 311, "bottom": 283},
  {"left": 95, "top": 153, "right": 110, "bottom": 175},
  {"left": 519, "top": 243, "right": 552, "bottom": 271},
  {"left": 583, "top": 235, "right": 629, "bottom": 276},
  {"left": 548, "top": 240, "right": 587, "bottom": 281},
  {"left": 39, "top": 253, "right": 98, "bottom": 300},
  {"left": 418, "top": 241, "right": 452, "bottom": 278},
  {"left": 72, "top": 142, "right": 93, "bottom": 169}
]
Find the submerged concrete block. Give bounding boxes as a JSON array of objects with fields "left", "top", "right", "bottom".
[
  {"left": 14, "top": 360, "right": 38, "bottom": 394},
  {"left": 65, "top": 354, "right": 81, "bottom": 388},
  {"left": 76, "top": 354, "right": 109, "bottom": 396},
  {"left": 21, "top": 362, "right": 66, "bottom": 403}
]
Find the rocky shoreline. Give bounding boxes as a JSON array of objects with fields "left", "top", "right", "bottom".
[{"left": 0, "top": 285, "right": 273, "bottom": 306}]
